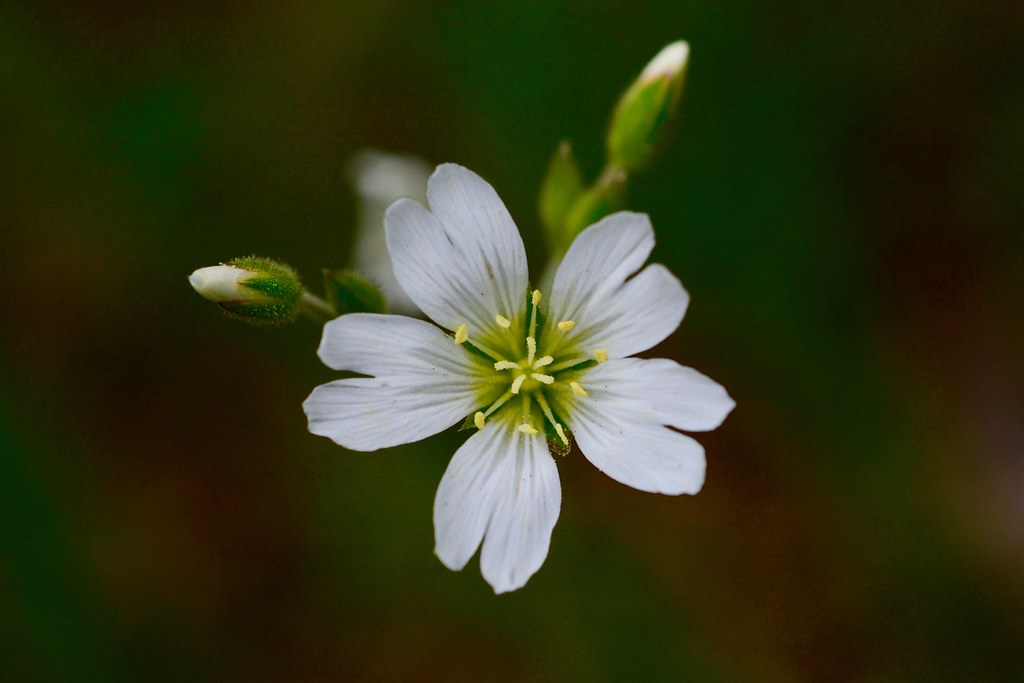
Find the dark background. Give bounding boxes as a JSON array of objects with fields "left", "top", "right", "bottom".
[{"left": 2, "top": 1, "right": 1023, "bottom": 680}]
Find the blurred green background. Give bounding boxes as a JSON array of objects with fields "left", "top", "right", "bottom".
[{"left": 2, "top": 1, "right": 1023, "bottom": 680}]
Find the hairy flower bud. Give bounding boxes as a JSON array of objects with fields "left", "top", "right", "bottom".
[
  {"left": 323, "top": 269, "right": 387, "bottom": 315},
  {"left": 189, "top": 256, "right": 303, "bottom": 325},
  {"left": 539, "top": 140, "right": 584, "bottom": 248},
  {"left": 607, "top": 41, "right": 689, "bottom": 173}
]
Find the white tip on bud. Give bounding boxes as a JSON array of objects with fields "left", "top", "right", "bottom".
[
  {"left": 640, "top": 41, "right": 689, "bottom": 82},
  {"left": 189, "top": 265, "right": 270, "bottom": 304}
]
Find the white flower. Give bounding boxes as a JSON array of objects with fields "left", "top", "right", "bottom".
[{"left": 304, "top": 164, "right": 734, "bottom": 593}]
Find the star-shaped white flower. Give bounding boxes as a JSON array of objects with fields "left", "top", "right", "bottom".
[{"left": 304, "top": 163, "right": 735, "bottom": 593}]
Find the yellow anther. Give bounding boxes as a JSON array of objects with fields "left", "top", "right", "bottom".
[
  {"left": 531, "top": 373, "right": 555, "bottom": 384},
  {"left": 517, "top": 423, "right": 539, "bottom": 435},
  {"left": 570, "top": 381, "right": 588, "bottom": 397},
  {"left": 532, "top": 290, "right": 542, "bottom": 306},
  {"left": 474, "top": 411, "right": 486, "bottom": 429},
  {"left": 454, "top": 324, "right": 468, "bottom": 344},
  {"left": 495, "top": 314, "right": 511, "bottom": 328},
  {"left": 510, "top": 375, "right": 526, "bottom": 394},
  {"left": 557, "top": 320, "right": 576, "bottom": 332},
  {"left": 594, "top": 349, "right": 608, "bottom": 363},
  {"left": 526, "top": 336, "right": 537, "bottom": 364},
  {"left": 494, "top": 360, "right": 519, "bottom": 371},
  {"left": 554, "top": 423, "right": 568, "bottom": 446},
  {"left": 533, "top": 355, "right": 553, "bottom": 369}
]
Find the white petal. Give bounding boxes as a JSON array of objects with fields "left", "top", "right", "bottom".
[
  {"left": 568, "top": 264, "right": 689, "bottom": 359},
  {"left": 304, "top": 376, "right": 476, "bottom": 451},
  {"left": 584, "top": 358, "right": 735, "bottom": 432},
  {"left": 572, "top": 410, "right": 707, "bottom": 495},
  {"left": 385, "top": 164, "right": 528, "bottom": 333},
  {"left": 316, "top": 313, "right": 477, "bottom": 379},
  {"left": 304, "top": 314, "right": 478, "bottom": 451},
  {"left": 569, "top": 358, "right": 735, "bottom": 494},
  {"left": 549, "top": 212, "right": 686, "bottom": 357},
  {"left": 434, "top": 423, "right": 561, "bottom": 594}
]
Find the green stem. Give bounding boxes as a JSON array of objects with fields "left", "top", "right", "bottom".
[{"left": 299, "top": 291, "right": 336, "bottom": 323}]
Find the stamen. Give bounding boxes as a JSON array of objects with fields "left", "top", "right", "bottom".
[
  {"left": 570, "top": 381, "right": 588, "bottom": 397},
  {"left": 531, "top": 373, "right": 555, "bottom": 384},
  {"left": 557, "top": 320, "right": 576, "bottom": 332},
  {"left": 554, "top": 423, "right": 569, "bottom": 446},
  {"left": 535, "top": 392, "right": 558, "bottom": 426},
  {"left": 526, "top": 336, "right": 537, "bottom": 365},
  {"left": 494, "top": 360, "right": 519, "bottom": 371},
  {"left": 517, "top": 423, "right": 539, "bottom": 435},
  {"left": 544, "top": 355, "right": 590, "bottom": 374},
  {"left": 465, "top": 339, "right": 508, "bottom": 363},
  {"left": 482, "top": 390, "right": 514, "bottom": 418},
  {"left": 528, "top": 292, "right": 539, "bottom": 343},
  {"left": 474, "top": 411, "right": 486, "bottom": 429},
  {"left": 510, "top": 375, "right": 527, "bottom": 394},
  {"left": 495, "top": 314, "right": 511, "bottom": 328},
  {"left": 533, "top": 355, "right": 553, "bottom": 369},
  {"left": 454, "top": 324, "right": 468, "bottom": 344},
  {"left": 594, "top": 348, "right": 608, "bottom": 363}
]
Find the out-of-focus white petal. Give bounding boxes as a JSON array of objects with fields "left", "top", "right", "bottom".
[
  {"left": 386, "top": 164, "right": 528, "bottom": 333},
  {"left": 549, "top": 212, "right": 685, "bottom": 357},
  {"left": 434, "top": 423, "right": 561, "bottom": 594},
  {"left": 569, "top": 358, "right": 734, "bottom": 494},
  {"left": 348, "top": 150, "right": 431, "bottom": 315},
  {"left": 304, "top": 314, "right": 477, "bottom": 451},
  {"left": 349, "top": 149, "right": 431, "bottom": 205}
]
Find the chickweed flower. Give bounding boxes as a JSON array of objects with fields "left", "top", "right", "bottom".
[{"left": 304, "top": 164, "right": 734, "bottom": 593}]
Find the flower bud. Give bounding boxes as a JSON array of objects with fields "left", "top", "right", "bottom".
[
  {"left": 606, "top": 41, "right": 689, "bottom": 173},
  {"left": 539, "top": 140, "right": 584, "bottom": 248},
  {"left": 189, "top": 256, "right": 303, "bottom": 325},
  {"left": 323, "top": 269, "right": 387, "bottom": 315}
]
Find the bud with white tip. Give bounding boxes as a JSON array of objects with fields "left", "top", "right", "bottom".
[
  {"left": 607, "top": 41, "right": 690, "bottom": 173},
  {"left": 189, "top": 256, "right": 304, "bottom": 325}
]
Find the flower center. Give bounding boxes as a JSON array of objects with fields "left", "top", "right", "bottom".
[{"left": 454, "top": 289, "right": 604, "bottom": 446}]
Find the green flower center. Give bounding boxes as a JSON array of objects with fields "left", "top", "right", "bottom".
[{"left": 455, "top": 289, "right": 602, "bottom": 446}]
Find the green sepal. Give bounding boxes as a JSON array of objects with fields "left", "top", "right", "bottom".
[
  {"left": 562, "top": 169, "right": 627, "bottom": 243},
  {"left": 222, "top": 256, "right": 303, "bottom": 326},
  {"left": 323, "top": 269, "right": 387, "bottom": 316},
  {"left": 539, "top": 140, "right": 584, "bottom": 246},
  {"left": 219, "top": 300, "right": 300, "bottom": 326}
]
